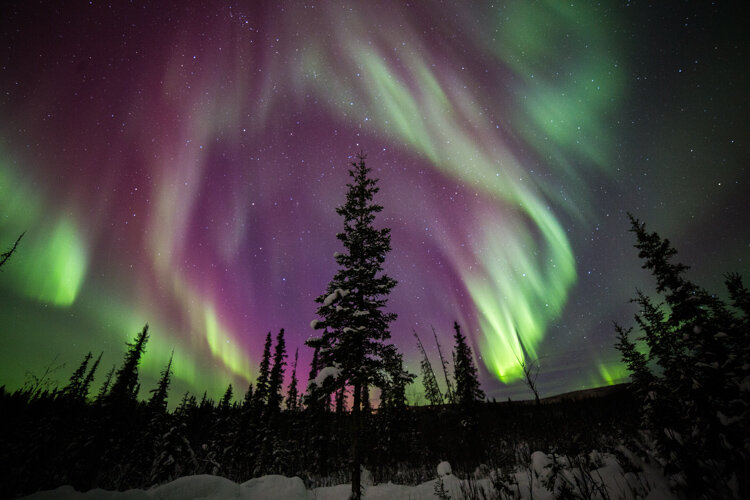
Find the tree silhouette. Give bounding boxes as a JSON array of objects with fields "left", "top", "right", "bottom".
[
  {"left": 285, "top": 349, "right": 300, "bottom": 411},
  {"left": 106, "top": 324, "right": 149, "bottom": 407},
  {"left": 148, "top": 351, "right": 174, "bottom": 412},
  {"left": 414, "top": 329, "right": 443, "bottom": 405},
  {"left": 307, "top": 153, "right": 399, "bottom": 499},
  {"left": 615, "top": 214, "right": 750, "bottom": 498},
  {"left": 432, "top": 326, "right": 455, "bottom": 405},
  {"left": 452, "top": 321, "right": 485, "bottom": 407},
  {"left": 252, "top": 332, "right": 273, "bottom": 411},
  {"left": 266, "top": 328, "right": 287, "bottom": 414}
]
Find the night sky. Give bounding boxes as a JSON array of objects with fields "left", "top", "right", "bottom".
[{"left": 1, "top": 1, "right": 747, "bottom": 404}]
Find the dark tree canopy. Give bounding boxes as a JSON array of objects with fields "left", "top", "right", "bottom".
[
  {"left": 452, "top": 321, "right": 485, "bottom": 407},
  {"left": 616, "top": 214, "right": 750, "bottom": 498}
]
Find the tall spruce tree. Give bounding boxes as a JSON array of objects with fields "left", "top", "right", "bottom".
[
  {"left": 452, "top": 321, "right": 485, "bottom": 407},
  {"left": 307, "top": 153, "right": 398, "bottom": 499}
]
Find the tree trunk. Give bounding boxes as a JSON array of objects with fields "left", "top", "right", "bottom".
[{"left": 351, "top": 381, "right": 361, "bottom": 500}]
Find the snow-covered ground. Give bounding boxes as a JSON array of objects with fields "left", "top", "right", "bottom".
[{"left": 19, "top": 450, "right": 676, "bottom": 499}]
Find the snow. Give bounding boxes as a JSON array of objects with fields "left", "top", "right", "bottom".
[
  {"left": 241, "top": 475, "right": 307, "bottom": 499},
  {"left": 436, "top": 461, "right": 451, "bottom": 476},
  {"left": 323, "top": 288, "right": 350, "bottom": 306},
  {"left": 310, "top": 319, "right": 321, "bottom": 329},
  {"left": 313, "top": 365, "right": 340, "bottom": 386},
  {"left": 20, "top": 452, "right": 679, "bottom": 500},
  {"left": 323, "top": 291, "right": 338, "bottom": 306},
  {"left": 19, "top": 475, "right": 307, "bottom": 500}
]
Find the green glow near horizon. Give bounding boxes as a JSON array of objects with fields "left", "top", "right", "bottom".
[{"left": 597, "top": 362, "right": 630, "bottom": 386}]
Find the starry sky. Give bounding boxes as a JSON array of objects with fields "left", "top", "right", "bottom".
[{"left": 1, "top": 1, "right": 747, "bottom": 404}]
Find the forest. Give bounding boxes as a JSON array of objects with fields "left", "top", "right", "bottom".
[{"left": 1, "top": 157, "right": 748, "bottom": 500}]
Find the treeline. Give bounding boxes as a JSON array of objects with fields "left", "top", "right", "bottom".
[{"left": 0, "top": 319, "right": 501, "bottom": 497}]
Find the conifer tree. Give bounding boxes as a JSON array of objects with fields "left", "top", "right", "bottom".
[
  {"left": 266, "top": 329, "right": 287, "bottom": 414},
  {"left": 107, "top": 324, "right": 150, "bottom": 406},
  {"left": 253, "top": 332, "right": 273, "bottom": 409},
  {"left": 148, "top": 352, "right": 173, "bottom": 412},
  {"left": 452, "top": 321, "right": 485, "bottom": 407},
  {"left": 80, "top": 352, "right": 102, "bottom": 401},
  {"left": 414, "top": 330, "right": 443, "bottom": 405},
  {"left": 432, "top": 326, "right": 455, "bottom": 404},
  {"left": 63, "top": 352, "right": 92, "bottom": 399},
  {"left": 379, "top": 349, "right": 415, "bottom": 410},
  {"left": 307, "top": 153, "right": 399, "bottom": 499},
  {"left": 241, "top": 383, "right": 254, "bottom": 411},
  {"left": 285, "top": 349, "right": 300, "bottom": 411},
  {"left": 303, "top": 340, "right": 325, "bottom": 411},
  {"left": 96, "top": 364, "right": 116, "bottom": 403},
  {"left": 142, "top": 353, "right": 175, "bottom": 486}
]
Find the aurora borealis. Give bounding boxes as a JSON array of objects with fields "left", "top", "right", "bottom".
[{"left": 1, "top": 1, "right": 747, "bottom": 403}]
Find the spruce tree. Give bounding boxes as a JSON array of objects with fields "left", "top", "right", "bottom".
[
  {"left": 80, "top": 352, "right": 102, "bottom": 401},
  {"left": 414, "top": 330, "right": 443, "bottom": 406},
  {"left": 285, "top": 349, "right": 300, "bottom": 411},
  {"left": 432, "top": 326, "right": 455, "bottom": 404},
  {"left": 219, "top": 383, "right": 234, "bottom": 412},
  {"left": 62, "top": 352, "right": 92, "bottom": 400},
  {"left": 253, "top": 332, "right": 273, "bottom": 409},
  {"left": 307, "top": 153, "right": 398, "bottom": 499},
  {"left": 241, "top": 383, "right": 254, "bottom": 411},
  {"left": 379, "top": 348, "right": 415, "bottom": 410},
  {"left": 95, "top": 365, "right": 116, "bottom": 403},
  {"left": 452, "top": 321, "right": 485, "bottom": 407},
  {"left": 266, "top": 329, "right": 287, "bottom": 414},
  {"left": 143, "top": 354, "right": 175, "bottom": 486},
  {"left": 148, "top": 352, "right": 174, "bottom": 412},
  {"left": 107, "top": 324, "right": 150, "bottom": 406}
]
